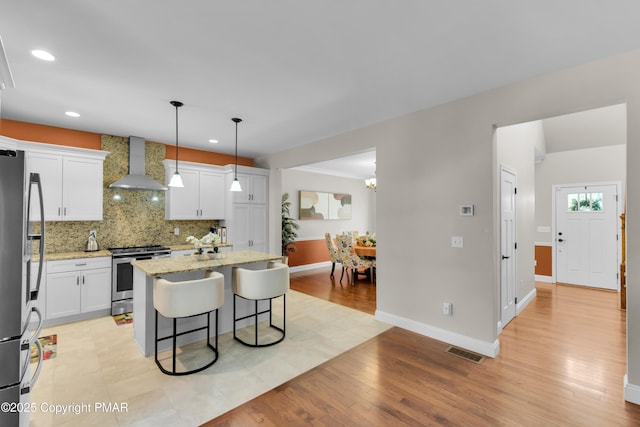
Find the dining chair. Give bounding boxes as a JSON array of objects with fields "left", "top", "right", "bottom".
[
  {"left": 324, "top": 233, "right": 344, "bottom": 279},
  {"left": 336, "top": 233, "right": 375, "bottom": 285}
]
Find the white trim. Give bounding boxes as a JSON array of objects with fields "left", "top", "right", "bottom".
[
  {"left": 162, "top": 158, "right": 231, "bottom": 173},
  {"left": 289, "top": 261, "right": 332, "bottom": 273},
  {"left": 290, "top": 236, "right": 327, "bottom": 242},
  {"left": 0, "top": 135, "right": 18, "bottom": 150},
  {"left": 291, "top": 164, "right": 365, "bottom": 180},
  {"left": 516, "top": 288, "right": 536, "bottom": 315},
  {"left": 374, "top": 310, "right": 500, "bottom": 358},
  {"left": 535, "top": 242, "right": 553, "bottom": 247},
  {"left": 498, "top": 288, "right": 537, "bottom": 334},
  {"left": 17, "top": 139, "right": 109, "bottom": 160},
  {"left": 624, "top": 375, "right": 640, "bottom": 405},
  {"left": 535, "top": 275, "right": 553, "bottom": 283}
]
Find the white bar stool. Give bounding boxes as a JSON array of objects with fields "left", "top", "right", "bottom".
[
  {"left": 153, "top": 271, "right": 224, "bottom": 376},
  {"left": 232, "top": 261, "right": 290, "bottom": 347}
]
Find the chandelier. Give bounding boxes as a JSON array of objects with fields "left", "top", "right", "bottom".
[
  {"left": 365, "top": 161, "right": 376, "bottom": 190},
  {"left": 365, "top": 178, "right": 376, "bottom": 190}
]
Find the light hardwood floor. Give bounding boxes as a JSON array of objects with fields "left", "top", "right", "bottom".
[{"left": 203, "top": 270, "right": 640, "bottom": 426}]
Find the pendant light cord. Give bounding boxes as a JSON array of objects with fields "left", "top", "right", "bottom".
[
  {"left": 170, "top": 100, "right": 183, "bottom": 171},
  {"left": 234, "top": 120, "right": 238, "bottom": 177},
  {"left": 175, "top": 105, "right": 179, "bottom": 170},
  {"left": 232, "top": 118, "right": 242, "bottom": 178}
]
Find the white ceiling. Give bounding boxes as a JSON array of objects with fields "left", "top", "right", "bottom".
[
  {"left": 292, "top": 150, "right": 377, "bottom": 180},
  {"left": 1, "top": 1, "right": 640, "bottom": 164}
]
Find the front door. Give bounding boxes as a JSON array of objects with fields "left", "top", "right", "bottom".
[
  {"left": 555, "top": 183, "right": 619, "bottom": 290},
  {"left": 500, "top": 167, "right": 517, "bottom": 328}
]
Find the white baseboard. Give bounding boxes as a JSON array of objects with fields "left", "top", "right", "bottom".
[
  {"left": 535, "top": 275, "right": 553, "bottom": 283},
  {"left": 516, "top": 288, "right": 537, "bottom": 315},
  {"left": 289, "top": 261, "right": 332, "bottom": 273},
  {"left": 374, "top": 310, "right": 500, "bottom": 358},
  {"left": 624, "top": 375, "right": 640, "bottom": 404}
]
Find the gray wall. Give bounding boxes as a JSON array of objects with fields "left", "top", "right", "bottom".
[
  {"left": 257, "top": 49, "right": 640, "bottom": 401},
  {"left": 281, "top": 168, "right": 375, "bottom": 243}
]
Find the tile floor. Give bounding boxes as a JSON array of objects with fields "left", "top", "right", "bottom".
[{"left": 29, "top": 290, "right": 391, "bottom": 426}]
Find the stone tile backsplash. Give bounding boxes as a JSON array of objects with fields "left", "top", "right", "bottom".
[{"left": 41, "top": 135, "right": 219, "bottom": 253}]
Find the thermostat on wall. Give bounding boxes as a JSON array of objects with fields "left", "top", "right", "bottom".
[{"left": 459, "top": 205, "right": 474, "bottom": 216}]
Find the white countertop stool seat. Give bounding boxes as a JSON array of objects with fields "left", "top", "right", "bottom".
[
  {"left": 232, "top": 261, "right": 290, "bottom": 347},
  {"left": 153, "top": 271, "right": 224, "bottom": 376}
]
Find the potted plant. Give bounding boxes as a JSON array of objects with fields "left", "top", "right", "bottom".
[{"left": 281, "top": 192, "right": 299, "bottom": 264}]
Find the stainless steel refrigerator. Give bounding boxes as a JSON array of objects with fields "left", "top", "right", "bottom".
[{"left": 0, "top": 149, "right": 45, "bottom": 426}]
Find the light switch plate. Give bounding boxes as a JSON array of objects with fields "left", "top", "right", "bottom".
[
  {"left": 451, "top": 236, "right": 464, "bottom": 248},
  {"left": 443, "top": 302, "right": 453, "bottom": 316}
]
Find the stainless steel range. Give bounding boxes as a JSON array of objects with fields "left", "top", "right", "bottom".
[{"left": 109, "top": 245, "right": 171, "bottom": 315}]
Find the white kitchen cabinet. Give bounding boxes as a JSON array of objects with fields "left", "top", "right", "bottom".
[
  {"left": 224, "top": 166, "right": 269, "bottom": 253},
  {"left": 232, "top": 172, "right": 268, "bottom": 204},
  {"left": 25, "top": 142, "right": 108, "bottom": 221},
  {"left": 231, "top": 204, "right": 268, "bottom": 252},
  {"left": 46, "top": 257, "right": 111, "bottom": 320},
  {"left": 164, "top": 161, "right": 226, "bottom": 220}
]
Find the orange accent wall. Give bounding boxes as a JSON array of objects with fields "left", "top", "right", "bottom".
[
  {"left": 288, "top": 239, "right": 330, "bottom": 267},
  {"left": 0, "top": 119, "right": 255, "bottom": 166},
  {"left": 535, "top": 245, "right": 552, "bottom": 276},
  {"left": 0, "top": 118, "right": 101, "bottom": 149},
  {"left": 165, "top": 145, "right": 253, "bottom": 167}
]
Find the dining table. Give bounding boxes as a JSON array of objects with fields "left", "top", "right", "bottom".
[{"left": 354, "top": 244, "right": 376, "bottom": 258}]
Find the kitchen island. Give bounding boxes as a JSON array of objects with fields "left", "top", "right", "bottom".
[{"left": 131, "top": 250, "right": 283, "bottom": 356}]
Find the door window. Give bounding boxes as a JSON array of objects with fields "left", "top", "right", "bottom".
[{"left": 567, "top": 192, "right": 603, "bottom": 212}]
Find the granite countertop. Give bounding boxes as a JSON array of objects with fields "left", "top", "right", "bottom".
[
  {"left": 37, "top": 250, "right": 113, "bottom": 262},
  {"left": 168, "top": 243, "right": 233, "bottom": 252},
  {"left": 37, "top": 243, "right": 234, "bottom": 262},
  {"left": 132, "top": 250, "right": 283, "bottom": 276}
]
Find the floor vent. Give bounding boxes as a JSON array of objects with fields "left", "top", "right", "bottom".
[{"left": 445, "top": 346, "right": 485, "bottom": 364}]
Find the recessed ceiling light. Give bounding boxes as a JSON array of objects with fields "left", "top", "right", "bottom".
[
  {"left": 65, "top": 111, "right": 80, "bottom": 118},
  {"left": 31, "top": 49, "right": 55, "bottom": 61},
  {"left": 209, "top": 139, "right": 219, "bottom": 144}
]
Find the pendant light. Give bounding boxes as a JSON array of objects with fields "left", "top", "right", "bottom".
[
  {"left": 229, "top": 117, "right": 243, "bottom": 192},
  {"left": 168, "top": 100, "right": 184, "bottom": 188}
]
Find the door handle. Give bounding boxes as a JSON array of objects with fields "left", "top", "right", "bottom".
[
  {"left": 502, "top": 255, "right": 510, "bottom": 260},
  {"left": 558, "top": 239, "right": 564, "bottom": 242}
]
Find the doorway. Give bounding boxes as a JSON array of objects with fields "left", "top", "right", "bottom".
[
  {"left": 496, "top": 103, "right": 625, "bottom": 336},
  {"left": 554, "top": 182, "right": 620, "bottom": 290}
]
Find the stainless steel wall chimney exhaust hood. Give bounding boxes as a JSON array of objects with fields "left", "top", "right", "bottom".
[{"left": 108, "top": 136, "right": 168, "bottom": 191}]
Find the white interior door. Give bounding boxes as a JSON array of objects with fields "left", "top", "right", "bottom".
[
  {"left": 500, "top": 167, "right": 517, "bottom": 327},
  {"left": 555, "top": 184, "right": 619, "bottom": 290}
]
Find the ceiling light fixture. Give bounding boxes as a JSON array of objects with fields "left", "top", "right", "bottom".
[
  {"left": 365, "top": 162, "right": 376, "bottom": 190},
  {"left": 209, "top": 139, "right": 219, "bottom": 144},
  {"left": 65, "top": 111, "right": 80, "bottom": 117},
  {"left": 229, "top": 117, "right": 243, "bottom": 192},
  {"left": 31, "top": 49, "right": 55, "bottom": 61},
  {"left": 365, "top": 178, "right": 376, "bottom": 190},
  {"left": 168, "top": 100, "right": 184, "bottom": 188}
]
